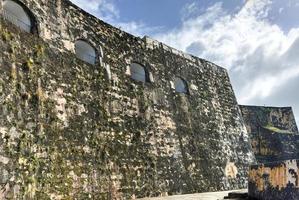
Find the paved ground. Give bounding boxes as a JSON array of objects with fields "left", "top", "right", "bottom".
[{"left": 139, "top": 189, "right": 248, "bottom": 200}]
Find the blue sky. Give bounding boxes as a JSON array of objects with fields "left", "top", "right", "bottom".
[
  {"left": 112, "top": 0, "right": 243, "bottom": 30},
  {"left": 70, "top": 0, "right": 299, "bottom": 124}
]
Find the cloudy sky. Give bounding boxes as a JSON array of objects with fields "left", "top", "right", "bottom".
[{"left": 70, "top": 0, "right": 299, "bottom": 124}]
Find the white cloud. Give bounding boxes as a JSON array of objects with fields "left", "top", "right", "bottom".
[
  {"left": 153, "top": 0, "right": 299, "bottom": 123},
  {"left": 115, "top": 21, "right": 163, "bottom": 37},
  {"left": 181, "top": 2, "right": 201, "bottom": 20},
  {"left": 70, "top": 0, "right": 119, "bottom": 22}
]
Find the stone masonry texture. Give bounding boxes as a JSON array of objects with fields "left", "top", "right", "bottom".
[
  {"left": 0, "top": 0, "right": 255, "bottom": 199},
  {"left": 240, "top": 105, "right": 299, "bottom": 163},
  {"left": 249, "top": 159, "right": 299, "bottom": 200}
]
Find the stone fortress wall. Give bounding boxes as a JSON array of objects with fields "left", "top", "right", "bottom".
[
  {"left": 0, "top": 0, "right": 258, "bottom": 199},
  {"left": 240, "top": 106, "right": 299, "bottom": 200},
  {"left": 240, "top": 106, "right": 299, "bottom": 163}
]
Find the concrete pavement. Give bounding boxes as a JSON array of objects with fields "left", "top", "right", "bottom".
[{"left": 139, "top": 189, "right": 248, "bottom": 200}]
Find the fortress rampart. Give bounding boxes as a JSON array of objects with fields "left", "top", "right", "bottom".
[{"left": 0, "top": 0, "right": 257, "bottom": 199}]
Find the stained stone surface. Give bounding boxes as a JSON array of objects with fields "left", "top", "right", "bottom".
[
  {"left": 249, "top": 160, "right": 299, "bottom": 200},
  {"left": 0, "top": 0, "right": 255, "bottom": 199},
  {"left": 239, "top": 105, "right": 299, "bottom": 163}
]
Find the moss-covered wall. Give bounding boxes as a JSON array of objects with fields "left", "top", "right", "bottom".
[
  {"left": 0, "top": 0, "right": 255, "bottom": 199},
  {"left": 240, "top": 105, "right": 299, "bottom": 163}
]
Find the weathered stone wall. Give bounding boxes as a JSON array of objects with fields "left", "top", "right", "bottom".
[
  {"left": 0, "top": 0, "right": 255, "bottom": 199},
  {"left": 240, "top": 105, "right": 299, "bottom": 163},
  {"left": 249, "top": 159, "right": 299, "bottom": 200}
]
